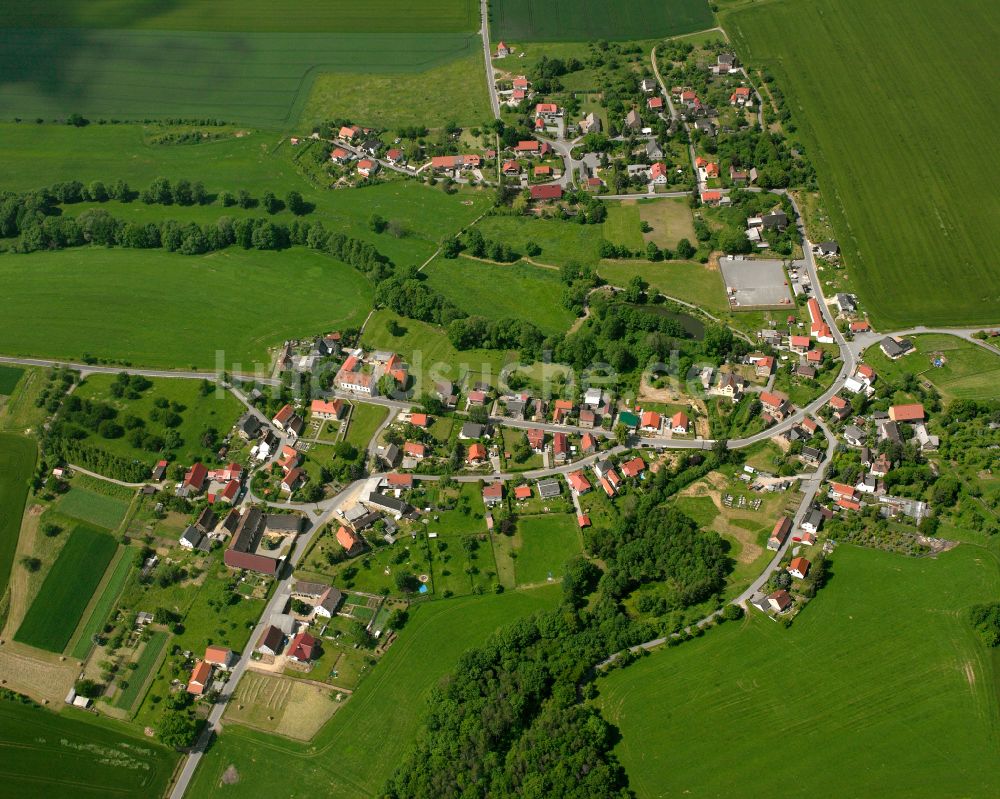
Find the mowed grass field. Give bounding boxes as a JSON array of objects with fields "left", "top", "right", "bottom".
[
  {"left": 598, "top": 545, "right": 1000, "bottom": 798},
  {"left": 188, "top": 587, "right": 560, "bottom": 799},
  {"left": 725, "top": 0, "right": 1000, "bottom": 327},
  {"left": 0, "top": 699, "right": 178, "bottom": 798},
  {"left": 0, "top": 247, "right": 372, "bottom": 369},
  {"left": 2, "top": 0, "right": 478, "bottom": 32},
  {"left": 422, "top": 257, "right": 577, "bottom": 336},
  {"left": 54, "top": 486, "right": 131, "bottom": 530},
  {"left": 490, "top": 0, "right": 713, "bottom": 42},
  {"left": 861, "top": 334, "right": 1000, "bottom": 402},
  {"left": 597, "top": 260, "right": 729, "bottom": 314},
  {"left": 0, "top": 434, "right": 36, "bottom": 598},
  {"left": 513, "top": 514, "right": 583, "bottom": 585},
  {"left": 14, "top": 524, "right": 117, "bottom": 653},
  {"left": 302, "top": 50, "right": 490, "bottom": 130},
  {"left": 115, "top": 631, "right": 169, "bottom": 712}
]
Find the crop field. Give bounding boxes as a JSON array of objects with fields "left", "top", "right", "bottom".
[
  {"left": 490, "top": 0, "right": 713, "bottom": 42},
  {"left": 725, "top": 0, "right": 1000, "bottom": 327},
  {"left": 70, "top": 548, "right": 133, "bottom": 660},
  {"left": 2, "top": 1, "right": 478, "bottom": 33},
  {"left": 0, "top": 366, "right": 24, "bottom": 395},
  {"left": 0, "top": 30, "right": 484, "bottom": 126},
  {"left": 14, "top": 524, "right": 116, "bottom": 653},
  {"left": 0, "top": 698, "right": 178, "bottom": 798},
  {"left": 596, "top": 260, "right": 729, "bottom": 314},
  {"left": 115, "top": 631, "right": 169, "bottom": 713},
  {"left": 598, "top": 545, "right": 1000, "bottom": 798},
  {"left": 361, "top": 309, "right": 516, "bottom": 391},
  {"left": 73, "top": 374, "right": 245, "bottom": 469},
  {"left": 302, "top": 50, "right": 490, "bottom": 130},
  {"left": 54, "top": 487, "right": 131, "bottom": 531},
  {"left": 0, "top": 434, "right": 36, "bottom": 598},
  {"left": 188, "top": 586, "right": 560, "bottom": 798},
  {"left": 423, "top": 257, "right": 577, "bottom": 336},
  {"left": 861, "top": 334, "right": 1000, "bottom": 402},
  {"left": 0, "top": 247, "right": 372, "bottom": 369},
  {"left": 512, "top": 514, "right": 584, "bottom": 586}
]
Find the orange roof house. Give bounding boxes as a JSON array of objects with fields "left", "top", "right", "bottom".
[
  {"left": 187, "top": 660, "right": 212, "bottom": 695},
  {"left": 467, "top": 443, "right": 487, "bottom": 464},
  {"left": 889, "top": 403, "right": 925, "bottom": 422}
]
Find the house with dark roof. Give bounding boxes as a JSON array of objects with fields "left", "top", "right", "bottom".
[
  {"left": 880, "top": 336, "right": 914, "bottom": 360},
  {"left": 256, "top": 625, "right": 284, "bottom": 656},
  {"left": 537, "top": 479, "right": 561, "bottom": 499},
  {"left": 366, "top": 491, "right": 410, "bottom": 519},
  {"left": 224, "top": 508, "right": 280, "bottom": 576}
]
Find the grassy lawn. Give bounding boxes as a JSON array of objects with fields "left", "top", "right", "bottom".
[
  {"left": 861, "top": 334, "right": 1000, "bottom": 402},
  {"left": 474, "top": 214, "right": 603, "bottom": 266},
  {"left": 73, "top": 374, "right": 245, "bottom": 468},
  {"left": 512, "top": 513, "right": 584, "bottom": 586},
  {"left": 725, "top": 0, "right": 1000, "bottom": 327},
  {"left": 423, "top": 257, "right": 577, "bottom": 336},
  {"left": 302, "top": 50, "right": 490, "bottom": 130},
  {"left": 603, "top": 203, "right": 646, "bottom": 252},
  {"left": 14, "top": 524, "right": 117, "bottom": 653},
  {"left": 69, "top": 547, "right": 134, "bottom": 660},
  {"left": 187, "top": 586, "right": 560, "bottom": 799},
  {"left": 0, "top": 366, "right": 24, "bottom": 395},
  {"left": 114, "top": 631, "right": 170, "bottom": 712},
  {"left": 344, "top": 403, "right": 390, "bottom": 451},
  {"left": 0, "top": 699, "right": 178, "bottom": 798},
  {"left": 53, "top": 487, "right": 132, "bottom": 530},
  {"left": 360, "top": 309, "right": 516, "bottom": 391},
  {"left": 597, "top": 544, "right": 1000, "bottom": 798},
  {"left": 637, "top": 198, "right": 697, "bottom": 249},
  {"left": 597, "top": 260, "right": 729, "bottom": 314},
  {"left": 0, "top": 434, "right": 36, "bottom": 599},
  {"left": 490, "top": 0, "right": 713, "bottom": 41},
  {"left": 0, "top": 247, "right": 372, "bottom": 370},
  {"left": 225, "top": 672, "right": 339, "bottom": 740}
]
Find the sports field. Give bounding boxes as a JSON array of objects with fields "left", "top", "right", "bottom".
[
  {"left": 490, "top": 0, "right": 713, "bottom": 42},
  {"left": 0, "top": 698, "right": 178, "bottom": 798},
  {"left": 423, "top": 258, "right": 576, "bottom": 335},
  {"left": 302, "top": 51, "right": 490, "bottom": 130},
  {"left": 513, "top": 514, "right": 584, "bottom": 585},
  {"left": 2, "top": 1, "right": 478, "bottom": 33},
  {"left": 14, "top": 524, "right": 117, "bottom": 653},
  {"left": 598, "top": 545, "right": 1000, "bottom": 798},
  {"left": 70, "top": 548, "right": 133, "bottom": 660},
  {"left": 187, "top": 586, "right": 560, "bottom": 798},
  {"left": 0, "top": 434, "right": 36, "bottom": 598},
  {"left": 0, "top": 248, "right": 372, "bottom": 369},
  {"left": 725, "top": 0, "right": 1000, "bottom": 327}
]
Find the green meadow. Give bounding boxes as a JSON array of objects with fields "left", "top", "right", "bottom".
[
  {"left": 0, "top": 366, "right": 25, "bottom": 395},
  {"left": 725, "top": 0, "right": 1000, "bottom": 327},
  {"left": 70, "top": 548, "right": 134, "bottom": 660},
  {"left": 598, "top": 545, "right": 1000, "bottom": 798},
  {"left": 14, "top": 524, "right": 117, "bottom": 653},
  {"left": 860, "top": 334, "right": 1000, "bottom": 402},
  {"left": 596, "top": 260, "right": 729, "bottom": 314},
  {"left": 54, "top": 486, "right": 131, "bottom": 530},
  {"left": 490, "top": 0, "right": 714, "bottom": 42},
  {"left": 0, "top": 247, "right": 372, "bottom": 369},
  {"left": 302, "top": 50, "right": 491, "bottom": 130},
  {"left": 73, "top": 374, "right": 244, "bottom": 468},
  {"left": 423, "top": 257, "right": 577, "bottom": 336},
  {"left": 188, "top": 587, "right": 560, "bottom": 799},
  {"left": 0, "top": 699, "right": 178, "bottom": 798},
  {"left": 0, "top": 434, "right": 36, "bottom": 597}
]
